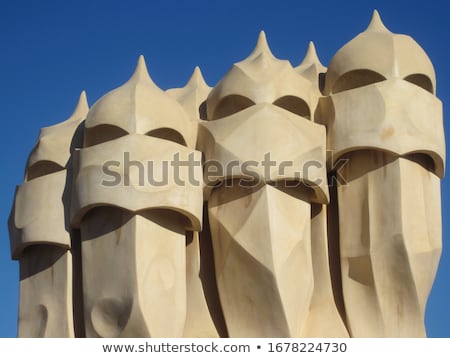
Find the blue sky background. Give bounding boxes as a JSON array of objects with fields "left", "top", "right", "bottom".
[{"left": 1, "top": 0, "right": 449, "bottom": 337}]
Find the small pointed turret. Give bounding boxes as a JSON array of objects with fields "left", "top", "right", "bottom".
[
  {"left": 25, "top": 91, "right": 90, "bottom": 179},
  {"left": 300, "top": 42, "right": 323, "bottom": 69},
  {"left": 186, "top": 66, "right": 210, "bottom": 91},
  {"left": 296, "top": 41, "right": 326, "bottom": 82},
  {"left": 167, "top": 66, "right": 212, "bottom": 121}
]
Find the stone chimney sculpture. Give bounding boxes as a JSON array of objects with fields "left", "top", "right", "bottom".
[{"left": 9, "top": 11, "right": 445, "bottom": 337}]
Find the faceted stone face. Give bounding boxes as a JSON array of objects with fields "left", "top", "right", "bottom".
[
  {"left": 337, "top": 151, "right": 441, "bottom": 337},
  {"left": 197, "top": 103, "right": 329, "bottom": 203},
  {"left": 80, "top": 208, "right": 187, "bottom": 338},
  {"left": 208, "top": 184, "right": 314, "bottom": 337},
  {"left": 319, "top": 79, "right": 445, "bottom": 177},
  {"left": 8, "top": 11, "right": 445, "bottom": 338},
  {"left": 18, "top": 246, "right": 74, "bottom": 338}
]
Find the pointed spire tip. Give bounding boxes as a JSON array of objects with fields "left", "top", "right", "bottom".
[
  {"left": 187, "top": 65, "right": 209, "bottom": 88},
  {"left": 136, "top": 55, "right": 147, "bottom": 72},
  {"left": 76, "top": 90, "right": 89, "bottom": 110},
  {"left": 68, "top": 90, "right": 89, "bottom": 120},
  {"left": 307, "top": 41, "right": 318, "bottom": 58},
  {"left": 366, "top": 9, "right": 390, "bottom": 32},
  {"left": 298, "top": 40, "right": 323, "bottom": 68},
  {"left": 296, "top": 40, "right": 326, "bottom": 77},
  {"left": 256, "top": 30, "right": 269, "bottom": 48},
  {"left": 247, "top": 30, "right": 275, "bottom": 59},
  {"left": 131, "top": 55, "right": 153, "bottom": 81},
  {"left": 193, "top": 66, "right": 202, "bottom": 76},
  {"left": 79, "top": 90, "right": 87, "bottom": 103},
  {"left": 258, "top": 30, "right": 267, "bottom": 41}
]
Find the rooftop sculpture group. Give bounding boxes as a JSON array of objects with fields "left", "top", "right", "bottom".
[{"left": 9, "top": 11, "right": 445, "bottom": 337}]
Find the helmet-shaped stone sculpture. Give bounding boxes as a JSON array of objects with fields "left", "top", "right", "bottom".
[
  {"left": 320, "top": 10, "right": 445, "bottom": 337},
  {"left": 71, "top": 57, "right": 203, "bottom": 337}
]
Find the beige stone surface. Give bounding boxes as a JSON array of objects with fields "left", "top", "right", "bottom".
[
  {"left": 207, "top": 32, "right": 313, "bottom": 121},
  {"left": 8, "top": 11, "right": 445, "bottom": 338},
  {"left": 209, "top": 184, "right": 313, "bottom": 337},
  {"left": 18, "top": 247, "right": 74, "bottom": 337},
  {"left": 302, "top": 204, "right": 349, "bottom": 337},
  {"left": 167, "top": 66, "right": 211, "bottom": 122},
  {"left": 198, "top": 103, "right": 329, "bottom": 202},
  {"left": 167, "top": 69, "right": 220, "bottom": 337},
  {"left": 84, "top": 56, "right": 197, "bottom": 148},
  {"left": 71, "top": 56, "right": 204, "bottom": 337},
  {"left": 319, "top": 79, "right": 445, "bottom": 177},
  {"left": 9, "top": 171, "right": 70, "bottom": 259},
  {"left": 70, "top": 134, "right": 203, "bottom": 230},
  {"left": 9, "top": 93, "right": 88, "bottom": 337},
  {"left": 25, "top": 91, "right": 88, "bottom": 180},
  {"left": 201, "top": 33, "right": 342, "bottom": 337},
  {"left": 296, "top": 42, "right": 327, "bottom": 83},
  {"left": 183, "top": 231, "right": 220, "bottom": 337},
  {"left": 322, "top": 11, "right": 444, "bottom": 337},
  {"left": 80, "top": 208, "right": 187, "bottom": 337},
  {"left": 296, "top": 41, "right": 327, "bottom": 115},
  {"left": 338, "top": 152, "right": 441, "bottom": 337},
  {"left": 324, "top": 10, "right": 436, "bottom": 95}
]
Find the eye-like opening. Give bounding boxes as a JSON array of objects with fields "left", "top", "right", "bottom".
[
  {"left": 19, "top": 245, "right": 67, "bottom": 280},
  {"left": 84, "top": 125, "right": 128, "bottom": 147},
  {"left": 138, "top": 208, "right": 191, "bottom": 231},
  {"left": 269, "top": 179, "right": 317, "bottom": 202},
  {"left": 273, "top": 96, "right": 311, "bottom": 119},
  {"left": 403, "top": 153, "right": 435, "bottom": 173},
  {"left": 331, "top": 69, "right": 386, "bottom": 94},
  {"left": 404, "top": 74, "right": 434, "bottom": 94},
  {"left": 146, "top": 128, "right": 187, "bottom": 146},
  {"left": 79, "top": 206, "right": 192, "bottom": 235},
  {"left": 199, "top": 100, "right": 208, "bottom": 120},
  {"left": 26, "top": 161, "right": 64, "bottom": 181},
  {"left": 210, "top": 95, "right": 255, "bottom": 120}
]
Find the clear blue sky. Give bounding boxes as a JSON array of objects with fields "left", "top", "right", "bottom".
[{"left": 1, "top": 0, "right": 449, "bottom": 337}]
